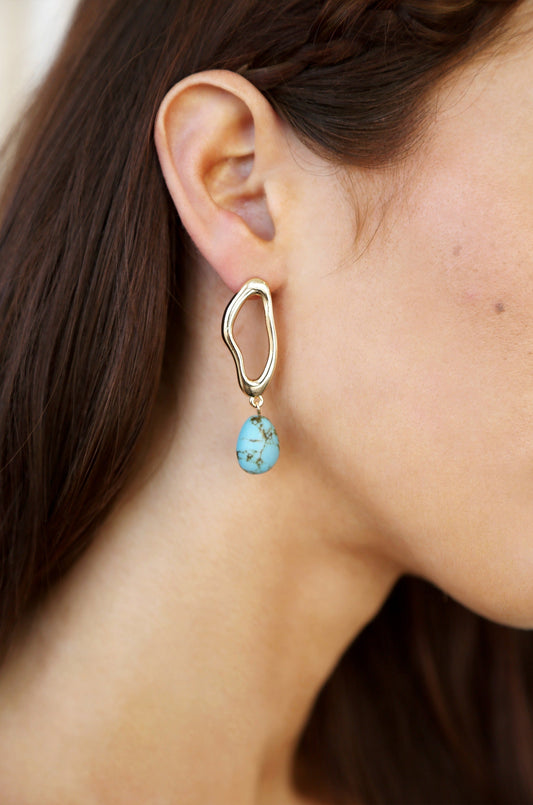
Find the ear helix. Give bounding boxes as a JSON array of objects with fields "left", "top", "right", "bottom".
[{"left": 221, "top": 278, "right": 280, "bottom": 474}]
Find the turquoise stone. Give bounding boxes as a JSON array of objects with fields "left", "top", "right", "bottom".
[{"left": 236, "top": 415, "right": 280, "bottom": 474}]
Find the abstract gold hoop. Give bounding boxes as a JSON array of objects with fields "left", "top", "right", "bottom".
[{"left": 221, "top": 277, "right": 277, "bottom": 398}]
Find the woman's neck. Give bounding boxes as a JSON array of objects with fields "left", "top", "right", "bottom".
[{"left": 0, "top": 329, "right": 400, "bottom": 804}]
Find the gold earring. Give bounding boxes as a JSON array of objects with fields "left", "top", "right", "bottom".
[{"left": 221, "top": 277, "right": 280, "bottom": 474}]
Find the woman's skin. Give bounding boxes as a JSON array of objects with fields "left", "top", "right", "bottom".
[{"left": 0, "top": 4, "right": 532, "bottom": 803}]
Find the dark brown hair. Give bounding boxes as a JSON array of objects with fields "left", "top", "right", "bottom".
[{"left": 1, "top": 1, "right": 532, "bottom": 802}]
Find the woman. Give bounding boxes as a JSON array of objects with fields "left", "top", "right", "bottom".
[{"left": 0, "top": 0, "right": 532, "bottom": 802}]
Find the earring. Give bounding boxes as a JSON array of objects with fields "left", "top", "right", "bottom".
[{"left": 221, "top": 277, "right": 280, "bottom": 474}]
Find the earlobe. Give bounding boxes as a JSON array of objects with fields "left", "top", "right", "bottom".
[{"left": 154, "top": 70, "right": 287, "bottom": 291}]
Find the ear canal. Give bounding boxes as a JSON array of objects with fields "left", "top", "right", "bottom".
[
  {"left": 229, "top": 193, "right": 275, "bottom": 241},
  {"left": 206, "top": 153, "right": 275, "bottom": 241}
]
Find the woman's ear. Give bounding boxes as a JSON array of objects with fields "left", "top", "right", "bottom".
[{"left": 154, "top": 70, "right": 292, "bottom": 293}]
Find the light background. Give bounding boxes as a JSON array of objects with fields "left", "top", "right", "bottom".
[{"left": 0, "top": 0, "right": 79, "bottom": 145}]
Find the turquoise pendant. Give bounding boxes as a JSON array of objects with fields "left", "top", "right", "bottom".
[{"left": 236, "top": 415, "right": 280, "bottom": 474}]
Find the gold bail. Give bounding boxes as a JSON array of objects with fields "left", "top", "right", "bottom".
[{"left": 221, "top": 278, "right": 277, "bottom": 398}]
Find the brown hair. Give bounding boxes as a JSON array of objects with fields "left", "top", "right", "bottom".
[{"left": 1, "top": 1, "right": 532, "bottom": 802}]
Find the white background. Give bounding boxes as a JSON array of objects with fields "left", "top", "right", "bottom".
[{"left": 0, "top": 0, "right": 79, "bottom": 145}]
